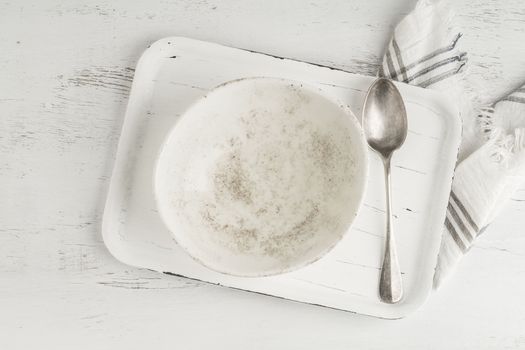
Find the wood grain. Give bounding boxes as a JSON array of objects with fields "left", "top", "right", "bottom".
[{"left": 1, "top": 0, "right": 525, "bottom": 349}]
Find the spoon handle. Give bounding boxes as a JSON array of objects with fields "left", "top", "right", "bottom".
[{"left": 379, "top": 156, "right": 403, "bottom": 304}]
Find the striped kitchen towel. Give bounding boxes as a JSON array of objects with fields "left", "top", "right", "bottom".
[{"left": 379, "top": 0, "right": 525, "bottom": 287}]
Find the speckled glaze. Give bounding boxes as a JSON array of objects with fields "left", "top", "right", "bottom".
[{"left": 154, "top": 77, "right": 369, "bottom": 276}]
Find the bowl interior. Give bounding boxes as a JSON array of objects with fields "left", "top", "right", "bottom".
[{"left": 155, "top": 77, "right": 368, "bottom": 276}]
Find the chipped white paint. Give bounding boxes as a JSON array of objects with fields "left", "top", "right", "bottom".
[
  {"left": 1, "top": 0, "right": 525, "bottom": 348},
  {"left": 103, "top": 37, "right": 459, "bottom": 318}
]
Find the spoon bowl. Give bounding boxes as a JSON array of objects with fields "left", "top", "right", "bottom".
[{"left": 362, "top": 78, "right": 408, "bottom": 158}]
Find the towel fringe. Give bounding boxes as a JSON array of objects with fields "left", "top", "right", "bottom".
[{"left": 486, "top": 127, "right": 525, "bottom": 170}]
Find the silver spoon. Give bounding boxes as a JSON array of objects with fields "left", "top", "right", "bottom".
[{"left": 362, "top": 78, "right": 407, "bottom": 304}]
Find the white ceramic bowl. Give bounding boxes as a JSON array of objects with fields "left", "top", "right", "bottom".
[{"left": 154, "top": 77, "right": 368, "bottom": 277}]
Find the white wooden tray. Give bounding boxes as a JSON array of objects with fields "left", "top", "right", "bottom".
[{"left": 102, "top": 37, "right": 460, "bottom": 319}]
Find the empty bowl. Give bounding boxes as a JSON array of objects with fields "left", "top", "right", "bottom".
[{"left": 154, "top": 77, "right": 368, "bottom": 277}]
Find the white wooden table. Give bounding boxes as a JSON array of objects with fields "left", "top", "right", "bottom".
[{"left": 1, "top": 0, "right": 525, "bottom": 348}]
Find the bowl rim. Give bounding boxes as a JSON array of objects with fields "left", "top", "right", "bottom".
[{"left": 152, "top": 76, "right": 370, "bottom": 277}]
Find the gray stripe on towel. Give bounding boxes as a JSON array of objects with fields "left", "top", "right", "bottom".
[
  {"left": 444, "top": 216, "right": 467, "bottom": 252},
  {"left": 392, "top": 38, "right": 409, "bottom": 82},
  {"left": 418, "top": 63, "right": 466, "bottom": 88},
  {"left": 385, "top": 49, "right": 397, "bottom": 79},
  {"left": 450, "top": 191, "right": 479, "bottom": 232},
  {"left": 501, "top": 96, "right": 525, "bottom": 104},
  {"left": 389, "top": 33, "right": 463, "bottom": 80},
  {"left": 405, "top": 53, "right": 466, "bottom": 84},
  {"left": 447, "top": 202, "right": 474, "bottom": 243}
]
